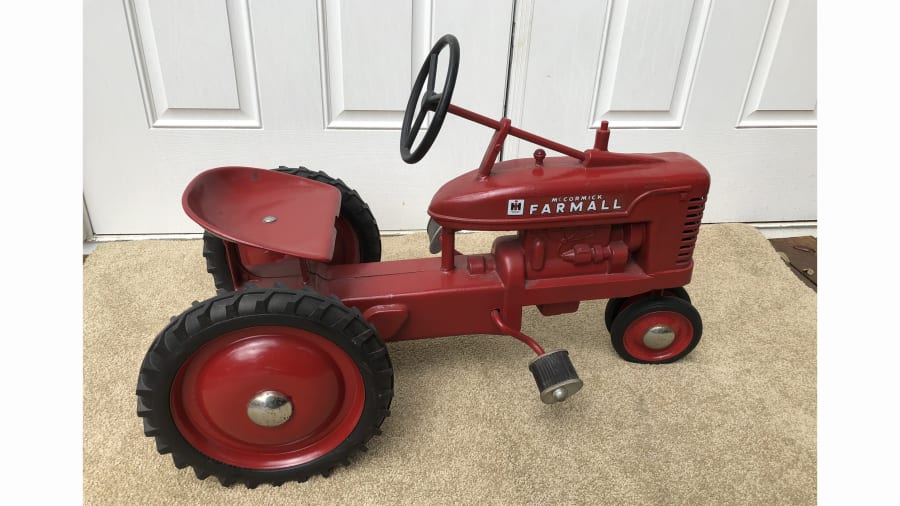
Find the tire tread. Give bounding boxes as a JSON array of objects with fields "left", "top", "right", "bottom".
[{"left": 136, "top": 287, "right": 393, "bottom": 487}]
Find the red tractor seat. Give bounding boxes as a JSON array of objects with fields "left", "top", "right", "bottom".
[{"left": 182, "top": 166, "right": 341, "bottom": 262}]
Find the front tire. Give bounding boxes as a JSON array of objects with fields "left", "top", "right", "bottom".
[
  {"left": 136, "top": 288, "right": 393, "bottom": 487},
  {"left": 609, "top": 295, "right": 702, "bottom": 364}
]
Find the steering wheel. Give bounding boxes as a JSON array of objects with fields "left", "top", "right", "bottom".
[{"left": 400, "top": 34, "right": 460, "bottom": 164}]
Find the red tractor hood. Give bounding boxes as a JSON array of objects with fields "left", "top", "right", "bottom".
[{"left": 428, "top": 152, "right": 710, "bottom": 231}]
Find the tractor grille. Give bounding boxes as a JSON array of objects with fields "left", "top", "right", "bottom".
[{"left": 675, "top": 196, "right": 705, "bottom": 267}]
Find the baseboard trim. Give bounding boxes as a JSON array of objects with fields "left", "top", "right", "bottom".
[{"left": 749, "top": 221, "right": 817, "bottom": 239}]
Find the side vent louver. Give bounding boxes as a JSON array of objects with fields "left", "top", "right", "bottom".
[{"left": 675, "top": 196, "right": 705, "bottom": 266}]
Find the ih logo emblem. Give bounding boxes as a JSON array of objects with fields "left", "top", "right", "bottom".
[{"left": 507, "top": 199, "right": 525, "bottom": 216}]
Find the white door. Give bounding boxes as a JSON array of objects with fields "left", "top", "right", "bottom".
[
  {"left": 84, "top": 0, "right": 515, "bottom": 234},
  {"left": 85, "top": 0, "right": 815, "bottom": 235},
  {"left": 504, "top": 0, "right": 816, "bottom": 224}
]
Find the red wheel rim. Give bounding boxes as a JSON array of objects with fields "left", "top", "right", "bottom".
[
  {"left": 622, "top": 311, "right": 694, "bottom": 362},
  {"left": 331, "top": 217, "right": 361, "bottom": 264},
  {"left": 170, "top": 326, "right": 365, "bottom": 470}
]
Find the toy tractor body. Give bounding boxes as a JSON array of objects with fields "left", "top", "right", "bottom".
[
  {"left": 137, "top": 35, "right": 710, "bottom": 487},
  {"left": 185, "top": 144, "right": 708, "bottom": 344}
]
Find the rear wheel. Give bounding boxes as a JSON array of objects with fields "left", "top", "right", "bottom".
[
  {"left": 604, "top": 287, "right": 690, "bottom": 332},
  {"left": 136, "top": 287, "right": 393, "bottom": 487},
  {"left": 609, "top": 296, "right": 702, "bottom": 364},
  {"left": 203, "top": 166, "right": 381, "bottom": 291}
]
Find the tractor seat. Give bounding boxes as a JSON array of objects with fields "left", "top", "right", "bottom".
[{"left": 182, "top": 166, "right": 341, "bottom": 262}]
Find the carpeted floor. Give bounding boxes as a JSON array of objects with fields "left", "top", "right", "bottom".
[{"left": 83, "top": 224, "right": 816, "bottom": 505}]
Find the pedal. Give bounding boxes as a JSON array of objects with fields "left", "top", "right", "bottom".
[{"left": 528, "top": 350, "right": 583, "bottom": 404}]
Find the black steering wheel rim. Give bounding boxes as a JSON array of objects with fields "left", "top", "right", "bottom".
[{"left": 400, "top": 34, "right": 460, "bottom": 164}]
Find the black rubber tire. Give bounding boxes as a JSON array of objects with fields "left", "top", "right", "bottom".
[
  {"left": 604, "top": 287, "right": 691, "bottom": 332},
  {"left": 202, "top": 232, "right": 234, "bottom": 292},
  {"left": 609, "top": 295, "right": 702, "bottom": 364},
  {"left": 136, "top": 287, "right": 393, "bottom": 488},
  {"left": 203, "top": 166, "right": 382, "bottom": 291}
]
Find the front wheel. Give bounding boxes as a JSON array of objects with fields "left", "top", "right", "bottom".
[
  {"left": 609, "top": 296, "right": 702, "bottom": 364},
  {"left": 136, "top": 288, "right": 393, "bottom": 487}
]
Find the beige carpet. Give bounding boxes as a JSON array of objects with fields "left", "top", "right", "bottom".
[{"left": 83, "top": 224, "right": 816, "bottom": 505}]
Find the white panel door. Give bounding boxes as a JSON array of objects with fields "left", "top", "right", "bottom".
[
  {"left": 84, "top": 0, "right": 514, "bottom": 234},
  {"left": 505, "top": 0, "right": 816, "bottom": 224}
]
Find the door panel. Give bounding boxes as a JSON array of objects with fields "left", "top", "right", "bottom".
[
  {"left": 738, "top": 0, "right": 817, "bottom": 127},
  {"left": 128, "top": 0, "right": 260, "bottom": 127},
  {"left": 591, "top": 0, "right": 709, "bottom": 127},
  {"left": 320, "top": 0, "right": 427, "bottom": 128}
]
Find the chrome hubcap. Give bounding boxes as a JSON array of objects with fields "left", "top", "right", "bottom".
[
  {"left": 643, "top": 325, "right": 675, "bottom": 349},
  {"left": 247, "top": 390, "right": 293, "bottom": 427}
]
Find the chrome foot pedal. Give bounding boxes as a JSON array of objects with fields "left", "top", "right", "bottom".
[{"left": 529, "top": 350, "right": 583, "bottom": 404}]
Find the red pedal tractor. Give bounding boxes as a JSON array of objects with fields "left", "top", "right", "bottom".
[{"left": 136, "top": 35, "right": 709, "bottom": 488}]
